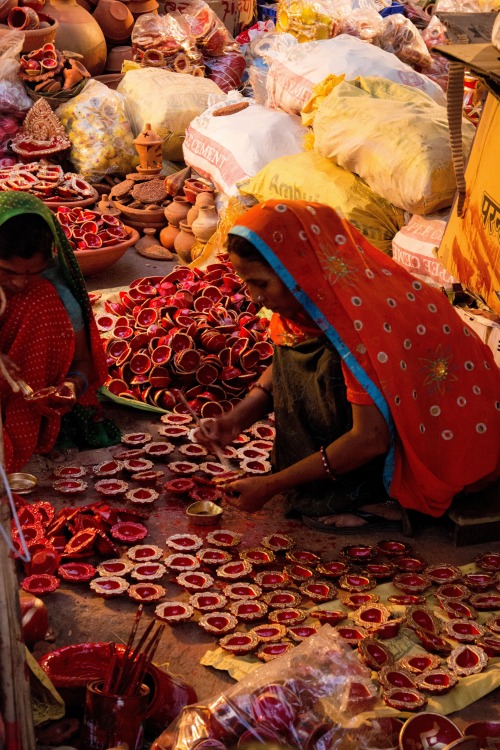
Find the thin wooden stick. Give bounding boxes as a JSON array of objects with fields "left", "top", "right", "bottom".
[
  {"left": 113, "top": 605, "right": 143, "bottom": 693},
  {"left": 116, "top": 617, "right": 156, "bottom": 694}
]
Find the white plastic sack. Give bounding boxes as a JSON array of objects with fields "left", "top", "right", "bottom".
[
  {"left": 391, "top": 212, "right": 458, "bottom": 288},
  {"left": 183, "top": 95, "right": 307, "bottom": 196},
  {"left": 117, "top": 67, "right": 223, "bottom": 162},
  {"left": 266, "top": 34, "right": 447, "bottom": 114}
]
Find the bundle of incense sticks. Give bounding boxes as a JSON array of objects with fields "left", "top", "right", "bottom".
[{"left": 103, "top": 606, "right": 165, "bottom": 697}]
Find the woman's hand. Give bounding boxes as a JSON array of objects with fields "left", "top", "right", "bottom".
[
  {"left": 27, "top": 380, "right": 77, "bottom": 416},
  {"left": 194, "top": 415, "right": 242, "bottom": 451},
  {"left": 222, "top": 475, "right": 274, "bottom": 513}
]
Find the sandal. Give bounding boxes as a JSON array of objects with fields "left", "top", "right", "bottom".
[{"left": 302, "top": 510, "right": 402, "bottom": 535}]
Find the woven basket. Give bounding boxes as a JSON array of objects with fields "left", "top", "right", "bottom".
[{"left": 25, "top": 78, "right": 88, "bottom": 110}]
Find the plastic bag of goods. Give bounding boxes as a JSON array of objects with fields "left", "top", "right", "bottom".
[
  {"left": 56, "top": 79, "right": 137, "bottom": 182},
  {"left": 337, "top": 6, "right": 385, "bottom": 41},
  {"left": 239, "top": 149, "right": 406, "bottom": 254},
  {"left": 0, "top": 31, "right": 32, "bottom": 161},
  {"left": 266, "top": 34, "right": 446, "bottom": 115},
  {"left": 303, "top": 76, "right": 476, "bottom": 215},
  {"left": 202, "top": 48, "right": 247, "bottom": 92},
  {"left": 275, "top": 0, "right": 349, "bottom": 40},
  {"left": 131, "top": 11, "right": 204, "bottom": 75},
  {"left": 391, "top": 212, "right": 458, "bottom": 289},
  {"left": 150, "top": 625, "right": 384, "bottom": 750},
  {"left": 117, "top": 67, "right": 223, "bottom": 163},
  {"left": 375, "top": 13, "right": 433, "bottom": 68},
  {"left": 179, "top": 0, "right": 237, "bottom": 57},
  {"left": 183, "top": 95, "right": 307, "bottom": 197}
]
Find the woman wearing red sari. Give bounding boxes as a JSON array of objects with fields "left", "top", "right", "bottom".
[
  {"left": 0, "top": 191, "right": 119, "bottom": 473},
  {"left": 198, "top": 200, "right": 500, "bottom": 533}
]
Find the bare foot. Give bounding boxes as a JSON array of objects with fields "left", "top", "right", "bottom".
[
  {"left": 315, "top": 513, "right": 370, "bottom": 528},
  {"left": 359, "top": 502, "right": 402, "bottom": 521}
]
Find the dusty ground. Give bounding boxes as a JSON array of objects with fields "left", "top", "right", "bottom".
[{"left": 15, "top": 246, "right": 500, "bottom": 747}]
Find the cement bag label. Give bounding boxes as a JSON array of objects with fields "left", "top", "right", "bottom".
[{"left": 392, "top": 213, "right": 458, "bottom": 289}]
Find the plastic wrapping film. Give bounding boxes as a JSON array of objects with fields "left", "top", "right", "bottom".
[
  {"left": 0, "top": 31, "right": 32, "bottom": 160},
  {"left": 132, "top": 11, "right": 205, "bottom": 74}
]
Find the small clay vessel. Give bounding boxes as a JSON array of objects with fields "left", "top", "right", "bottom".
[
  {"left": 96, "top": 193, "right": 121, "bottom": 216},
  {"left": 191, "top": 204, "right": 218, "bottom": 243},
  {"left": 195, "top": 191, "right": 215, "bottom": 208},
  {"left": 186, "top": 204, "right": 199, "bottom": 226},
  {"left": 159, "top": 222, "right": 180, "bottom": 250},
  {"left": 164, "top": 196, "right": 190, "bottom": 228},
  {"left": 174, "top": 221, "right": 196, "bottom": 263},
  {"left": 93, "top": 0, "right": 133, "bottom": 43}
]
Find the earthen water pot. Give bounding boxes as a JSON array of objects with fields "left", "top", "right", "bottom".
[
  {"left": 164, "top": 196, "right": 190, "bottom": 228},
  {"left": 186, "top": 204, "right": 199, "bottom": 226},
  {"left": 195, "top": 190, "right": 215, "bottom": 208},
  {"left": 93, "top": 0, "right": 133, "bottom": 44},
  {"left": 44, "top": 0, "right": 107, "bottom": 74},
  {"left": 105, "top": 43, "right": 132, "bottom": 72},
  {"left": 159, "top": 222, "right": 180, "bottom": 251},
  {"left": 191, "top": 204, "right": 218, "bottom": 243},
  {"left": 174, "top": 221, "right": 196, "bottom": 263}
]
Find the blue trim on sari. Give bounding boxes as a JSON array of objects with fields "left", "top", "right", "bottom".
[{"left": 230, "top": 225, "right": 396, "bottom": 491}]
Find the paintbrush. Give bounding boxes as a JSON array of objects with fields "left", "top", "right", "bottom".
[{"left": 176, "top": 391, "right": 235, "bottom": 473}]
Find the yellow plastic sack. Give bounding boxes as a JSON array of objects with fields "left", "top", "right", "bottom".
[
  {"left": 238, "top": 150, "right": 406, "bottom": 254},
  {"left": 302, "top": 75, "right": 476, "bottom": 215},
  {"left": 56, "top": 80, "right": 138, "bottom": 182}
]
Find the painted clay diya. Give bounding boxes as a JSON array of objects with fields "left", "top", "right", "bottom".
[
  {"left": 462, "top": 572, "right": 498, "bottom": 592},
  {"left": 299, "top": 580, "right": 336, "bottom": 602},
  {"left": 179, "top": 444, "right": 208, "bottom": 457},
  {"left": 477, "top": 636, "right": 500, "bottom": 657},
  {"left": 155, "top": 601, "right": 194, "bottom": 624},
  {"left": 62, "top": 529, "right": 97, "bottom": 558},
  {"left": 256, "top": 641, "right": 294, "bottom": 662},
  {"left": 126, "top": 544, "right": 163, "bottom": 562},
  {"left": 358, "top": 638, "right": 394, "bottom": 669},
  {"left": 364, "top": 562, "right": 395, "bottom": 580},
  {"left": 168, "top": 461, "right": 200, "bottom": 475},
  {"left": 198, "top": 611, "right": 238, "bottom": 635},
  {"left": 392, "top": 573, "right": 432, "bottom": 594},
  {"left": 250, "top": 623, "right": 287, "bottom": 643},
  {"left": 399, "top": 652, "right": 441, "bottom": 674},
  {"left": 444, "top": 618, "right": 485, "bottom": 642},
  {"left": 353, "top": 603, "right": 391, "bottom": 630},
  {"left": 96, "top": 558, "right": 134, "bottom": 577},
  {"left": 250, "top": 685, "right": 298, "bottom": 729},
  {"left": 436, "top": 583, "right": 471, "bottom": 601},
  {"left": 131, "top": 469, "right": 164, "bottom": 486},
  {"left": 377, "top": 540, "right": 412, "bottom": 557},
  {"left": 166, "top": 533, "right": 203, "bottom": 552},
  {"left": 406, "top": 605, "right": 441, "bottom": 634},
  {"left": 58, "top": 562, "right": 96, "bottom": 583},
  {"left": 284, "top": 563, "right": 315, "bottom": 582},
  {"left": 249, "top": 423, "right": 275, "bottom": 440},
  {"left": 375, "top": 617, "right": 405, "bottom": 640},
  {"left": 52, "top": 478, "right": 87, "bottom": 494},
  {"left": 165, "top": 477, "right": 197, "bottom": 495},
  {"left": 188, "top": 486, "right": 222, "bottom": 503},
  {"left": 378, "top": 666, "right": 417, "bottom": 691},
  {"left": 121, "top": 431, "right": 152, "bottom": 445},
  {"left": 239, "top": 547, "right": 275, "bottom": 566},
  {"left": 93, "top": 460, "right": 123, "bottom": 477},
  {"left": 53, "top": 465, "right": 86, "bottom": 478},
  {"left": 110, "top": 521, "right": 148, "bottom": 543},
  {"left": 90, "top": 576, "right": 129, "bottom": 598},
  {"left": 338, "top": 573, "right": 376, "bottom": 592},
  {"left": 247, "top": 439, "right": 274, "bottom": 452},
  {"left": 287, "top": 624, "right": 319, "bottom": 642},
  {"left": 128, "top": 582, "right": 166, "bottom": 603},
  {"left": 240, "top": 458, "right": 271, "bottom": 474},
  {"left": 464, "top": 722, "right": 500, "bottom": 750},
  {"left": 416, "top": 668, "right": 458, "bottom": 695},
  {"left": 164, "top": 553, "right": 199, "bottom": 572},
  {"left": 447, "top": 644, "right": 488, "bottom": 676},
  {"left": 387, "top": 594, "right": 425, "bottom": 606},
  {"left": 415, "top": 629, "right": 453, "bottom": 654},
  {"left": 229, "top": 599, "right": 268, "bottom": 621},
  {"left": 196, "top": 548, "right": 232, "bottom": 566},
  {"left": 254, "top": 570, "right": 289, "bottom": 589},
  {"left": 337, "top": 625, "right": 367, "bottom": 646},
  {"left": 145, "top": 442, "right": 176, "bottom": 459},
  {"left": 317, "top": 560, "right": 350, "bottom": 579},
  {"left": 341, "top": 592, "right": 380, "bottom": 609},
  {"left": 261, "top": 589, "right": 302, "bottom": 608},
  {"left": 125, "top": 487, "right": 159, "bottom": 505},
  {"left": 399, "top": 713, "right": 462, "bottom": 750},
  {"left": 268, "top": 607, "right": 307, "bottom": 625},
  {"left": 237, "top": 445, "right": 268, "bottom": 460},
  {"left": 394, "top": 557, "right": 428, "bottom": 573},
  {"left": 469, "top": 593, "right": 500, "bottom": 611},
  {"left": 383, "top": 687, "right": 427, "bottom": 711},
  {"left": 341, "top": 545, "right": 376, "bottom": 564},
  {"left": 21, "top": 573, "right": 60, "bottom": 596},
  {"left": 310, "top": 608, "right": 347, "bottom": 625},
  {"left": 260, "top": 534, "right": 295, "bottom": 552},
  {"left": 216, "top": 560, "right": 253, "bottom": 580},
  {"left": 486, "top": 615, "right": 500, "bottom": 634},
  {"left": 158, "top": 425, "right": 191, "bottom": 438},
  {"left": 94, "top": 479, "right": 129, "bottom": 497},
  {"left": 131, "top": 562, "right": 166, "bottom": 580},
  {"left": 206, "top": 530, "right": 242, "bottom": 548},
  {"left": 219, "top": 631, "right": 260, "bottom": 654},
  {"left": 123, "top": 458, "right": 155, "bottom": 473},
  {"left": 475, "top": 551, "right": 500, "bottom": 572},
  {"left": 199, "top": 462, "right": 238, "bottom": 478},
  {"left": 286, "top": 549, "right": 320, "bottom": 566},
  {"left": 223, "top": 582, "right": 262, "bottom": 600},
  {"left": 113, "top": 448, "right": 146, "bottom": 461},
  {"left": 176, "top": 571, "right": 214, "bottom": 590},
  {"left": 426, "top": 564, "right": 463, "bottom": 584},
  {"left": 441, "top": 600, "right": 477, "bottom": 620},
  {"left": 160, "top": 412, "right": 192, "bottom": 425},
  {"left": 189, "top": 591, "right": 227, "bottom": 611}
]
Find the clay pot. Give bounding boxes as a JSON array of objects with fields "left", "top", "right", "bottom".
[
  {"left": 126, "top": 0, "right": 157, "bottom": 17},
  {"left": 10, "top": 11, "right": 59, "bottom": 51},
  {"left": 191, "top": 204, "right": 218, "bottom": 243},
  {"left": 186, "top": 204, "right": 199, "bottom": 226},
  {"left": 174, "top": 221, "right": 196, "bottom": 264},
  {"left": 93, "top": 0, "right": 133, "bottom": 43},
  {"left": 164, "top": 196, "right": 190, "bottom": 228},
  {"left": 105, "top": 43, "right": 132, "bottom": 71},
  {"left": 0, "top": 0, "right": 17, "bottom": 22},
  {"left": 8, "top": 4, "right": 39, "bottom": 27},
  {"left": 96, "top": 193, "right": 121, "bottom": 216},
  {"left": 183, "top": 178, "right": 214, "bottom": 204},
  {"left": 159, "top": 222, "right": 180, "bottom": 251},
  {"left": 195, "top": 190, "right": 215, "bottom": 208},
  {"left": 44, "top": 0, "right": 107, "bottom": 75}
]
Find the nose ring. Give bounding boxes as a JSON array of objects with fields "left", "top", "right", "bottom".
[{"left": 257, "top": 295, "right": 264, "bottom": 304}]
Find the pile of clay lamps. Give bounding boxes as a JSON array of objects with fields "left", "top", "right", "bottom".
[
  {"left": 100, "top": 260, "right": 273, "bottom": 412},
  {"left": 55, "top": 207, "right": 130, "bottom": 253},
  {"left": 0, "top": 161, "right": 94, "bottom": 201}
]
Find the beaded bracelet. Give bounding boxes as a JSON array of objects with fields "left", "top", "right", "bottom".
[
  {"left": 320, "top": 445, "right": 337, "bottom": 481},
  {"left": 249, "top": 382, "right": 273, "bottom": 399},
  {"left": 67, "top": 370, "right": 88, "bottom": 397}
]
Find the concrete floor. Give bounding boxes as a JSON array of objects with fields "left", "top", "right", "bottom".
[{"left": 21, "top": 244, "right": 500, "bottom": 747}]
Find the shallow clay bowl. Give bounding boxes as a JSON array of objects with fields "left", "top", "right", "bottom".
[
  {"left": 74, "top": 226, "right": 139, "bottom": 276},
  {"left": 400, "top": 712, "right": 462, "bottom": 750},
  {"left": 465, "top": 722, "right": 500, "bottom": 750}
]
